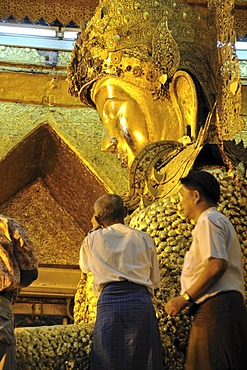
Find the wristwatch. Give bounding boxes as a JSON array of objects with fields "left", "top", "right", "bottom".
[{"left": 182, "top": 291, "right": 194, "bottom": 303}]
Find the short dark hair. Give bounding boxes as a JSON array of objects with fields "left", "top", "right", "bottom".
[
  {"left": 181, "top": 170, "right": 220, "bottom": 204},
  {"left": 94, "top": 194, "right": 126, "bottom": 224}
]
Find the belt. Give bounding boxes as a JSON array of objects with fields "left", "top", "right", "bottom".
[{"left": 102, "top": 280, "right": 128, "bottom": 289}]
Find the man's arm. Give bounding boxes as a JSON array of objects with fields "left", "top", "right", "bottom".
[
  {"left": 79, "top": 237, "right": 90, "bottom": 273},
  {"left": 183, "top": 257, "right": 228, "bottom": 301},
  {"left": 165, "top": 257, "right": 228, "bottom": 316},
  {"left": 20, "top": 269, "right": 38, "bottom": 288},
  {"left": 9, "top": 218, "right": 38, "bottom": 288},
  {"left": 150, "top": 240, "right": 161, "bottom": 289}
]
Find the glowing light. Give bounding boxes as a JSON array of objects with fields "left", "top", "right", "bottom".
[
  {"left": 133, "top": 130, "right": 145, "bottom": 143},
  {"left": 62, "top": 29, "right": 79, "bottom": 40},
  {"left": 235, "top": 42, "right": 247, "bottom": 60},
  {"left": 0, "top": 24, "right": 57, "bottom": 37},
  {"left": 0, "top": 24, "right": 81, "bottom": 50},
  {"left": 106, "top": 85, "right": 115, "bottom": 99},
  {"left": 235, "top": 41, "right": 247, "bottom": 50},
  {"left": 120, "top": 116, "right": 128, "bottom": 134}
]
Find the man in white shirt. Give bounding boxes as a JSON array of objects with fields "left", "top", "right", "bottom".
[
  {"left": 79, "top": 194, "right": 164, "bottom": 370},
  {"left": 165, "top": 170, "right": 247, "bottom": 370}
]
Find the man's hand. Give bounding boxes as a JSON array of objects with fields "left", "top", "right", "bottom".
[{"left": 165, "top": 295, "right": 188, "bottom": 317}]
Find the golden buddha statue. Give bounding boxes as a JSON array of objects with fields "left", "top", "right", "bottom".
[
  {"left": 68, "top": 0, "right": 244, "bottom": 207},
  {"left": 68, "top": 4, "right": 246, "bottom": 369}
]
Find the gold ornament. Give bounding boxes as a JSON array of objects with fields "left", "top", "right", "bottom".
[{"left": 68, "top": 0, "right": 218, "bottom": 110}]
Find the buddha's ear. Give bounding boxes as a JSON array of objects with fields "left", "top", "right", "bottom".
[{"left": 170, "top": 70, "right": 198, "bottom": 141}]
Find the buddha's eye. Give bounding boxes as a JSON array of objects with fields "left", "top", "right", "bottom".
[{"left": 103, "top": 99, "right": 122, "bottom": 121}]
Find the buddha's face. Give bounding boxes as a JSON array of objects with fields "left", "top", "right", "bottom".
[
  {"left": 91, "top": 78, "right": 151, "bottom": 168},
  {"left": 91, "top": 73, "right": 198, "bottom": 169}
]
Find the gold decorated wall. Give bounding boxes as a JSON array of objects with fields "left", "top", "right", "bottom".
[
  {"left": 0, "top": 1, "right": 246, "bottom": 368},
  {"left": 1, "top": 0, "right": 247, "bottom": 31},
  {"left": 0, "top": 0, "right": 247, "bottom": 324},
  {"left": 0, "top": 0, "right": 98, "bottom": 26}
]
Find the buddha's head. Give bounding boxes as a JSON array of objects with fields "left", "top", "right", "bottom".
[{"left": 68, "top": 0, "right": 218, "bottom": 168}]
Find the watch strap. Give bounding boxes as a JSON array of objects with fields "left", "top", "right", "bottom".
[{"left": 182, "top": 291, "right": 194, "bottom": 303}]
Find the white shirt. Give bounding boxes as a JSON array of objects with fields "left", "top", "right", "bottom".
[
  {"left": 79, "top": 223, "right": 160, "bottom": 296},
  {"left": 181, "top": 207, "right": 245, "bottom": 303}
]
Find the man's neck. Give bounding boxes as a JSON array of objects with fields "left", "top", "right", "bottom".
[
  {"left": 194, "top": 202, "right": 216, "bottom": 222},
  {"left": 104, "top": 219, "right": 125, "bottom": 227}
]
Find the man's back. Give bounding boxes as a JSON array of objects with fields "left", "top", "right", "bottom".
[{"left": 80, "top": 223, "right": 160, "bottom": 295}]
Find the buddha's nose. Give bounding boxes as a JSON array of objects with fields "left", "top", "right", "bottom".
[{"left": 101, "top": 136, "right": 118, "bottom": 153}]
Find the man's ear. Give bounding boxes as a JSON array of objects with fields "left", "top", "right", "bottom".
[
  {"left": 123, "top": 206, "right": 128, "bottom": 218},
  {"left": 170, "top": 71, "right": 198, "bottom": 141},
  {"left": 94, "top": 215, "right": 103, "bottom": 226},
  {"left": 193, "top": 190, "right": 201, "bottom": 204}
]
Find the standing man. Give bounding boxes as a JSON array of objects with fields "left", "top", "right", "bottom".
[
  {"left": 0, "top": 214, "right": 38, "bottom": 370},
  {"left": 165, "top": 170, "right": 247, "bottom": 370},
  {"left": 79, "top": 194, "right": 164, "bottom": 370}
]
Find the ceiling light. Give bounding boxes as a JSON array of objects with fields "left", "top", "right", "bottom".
[
  {"left": 0, "top": 24, "right": 57, "bottom": 37},
  {"left": 61, "top": 28, "right": 79, "bottom": 40},
  {"left": 235, "top": 41, "right": 247, "bottom": 60}
]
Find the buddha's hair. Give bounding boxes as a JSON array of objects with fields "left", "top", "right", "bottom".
[{"left": 181, "top": 170, "right": 220, "bottom": 204}]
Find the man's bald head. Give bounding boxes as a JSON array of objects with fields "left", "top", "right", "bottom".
[{"left": 94, "top": 194, "right": 127, "bottom": 227}]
